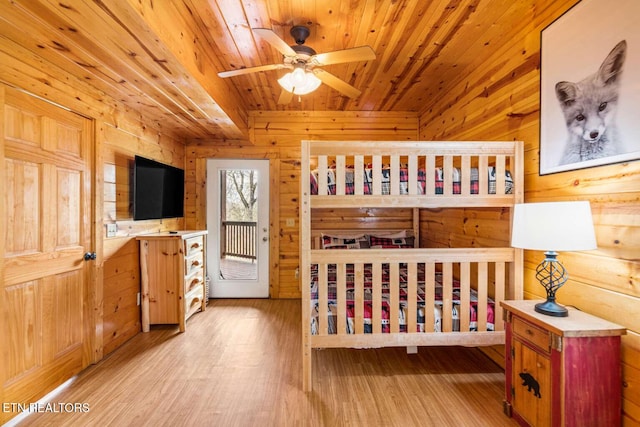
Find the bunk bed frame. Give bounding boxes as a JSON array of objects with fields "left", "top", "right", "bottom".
[{"left": 300, "top": 140, "right": 524, "bottom": 391}]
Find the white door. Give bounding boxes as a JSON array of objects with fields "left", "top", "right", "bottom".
[{"left": 206, "top": 159, "right": 269, "bottom": 298}]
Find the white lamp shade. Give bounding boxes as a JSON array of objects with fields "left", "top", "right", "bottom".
[
  {"left": 278, "top": 69, "right": 322, "bottom": 95},
  {"left": 511, "top": 201, "right": 597, "bottom": 251}
]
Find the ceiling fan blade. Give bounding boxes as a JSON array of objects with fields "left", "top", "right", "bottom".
[
  {"left": 313, "top": 69, "right": 362, "bottom": 98},
  {"left": 277, "top": 89, "right": 294, "bottom": 105},
  {"left": 218, "top": 63, "right": 286, "bottom": 78},
  {"left": 252, "top": 28, "right": 297, "bottom": 57},
  {"left": 311, "top": 46, "right": 376, "bottom": 66}
]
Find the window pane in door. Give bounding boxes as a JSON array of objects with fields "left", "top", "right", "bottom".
[{"left": 219, "top": 169, "right": 258, "bottom": 281}]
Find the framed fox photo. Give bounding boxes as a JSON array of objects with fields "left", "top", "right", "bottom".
[{"left": 539, "top": 0, "right": 640, "bottom": 175}]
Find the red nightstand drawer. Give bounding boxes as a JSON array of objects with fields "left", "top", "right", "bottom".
[{"left": 512, "top": 316, "right": 550, "bottom": 353}]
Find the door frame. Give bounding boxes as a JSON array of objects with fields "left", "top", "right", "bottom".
[{"left": 206, "top": 159, "right": 270, "bottom": 298}]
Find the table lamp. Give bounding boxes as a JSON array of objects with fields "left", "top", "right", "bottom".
[{"left": 511, "top": 201, "right": 597, "bottom": 317}]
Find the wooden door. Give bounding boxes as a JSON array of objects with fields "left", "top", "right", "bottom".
[
  {"left": 512, "top": 339, "right": 552, "bottom": 427},
  {"left": 1, "top": 86, "right": 94, "bottom": 422}
]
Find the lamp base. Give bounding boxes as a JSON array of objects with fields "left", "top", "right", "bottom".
[{"left": 534, "top": 300, "right": 568, "bottom": 317}]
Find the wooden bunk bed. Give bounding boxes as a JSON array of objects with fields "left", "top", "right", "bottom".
[{"left": 300, "top": 140, "right": 524, "bottom": 391}]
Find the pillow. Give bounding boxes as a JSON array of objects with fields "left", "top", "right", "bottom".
[
  {"left": 367, "top": 231, "right": 415, "bottom": 248},
  {"left": 321, "top": 233, "right": 370, "bottom": 249},
  {"left": 368, "top": 235, "right": 414, "bottom": 249},
  {"left": 369, "top": 230, "right": 412, "bottom": 239}
]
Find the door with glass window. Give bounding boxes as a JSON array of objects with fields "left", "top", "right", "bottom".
[{"left": 206, "top": 159, "right": 269, "bottom": 297}]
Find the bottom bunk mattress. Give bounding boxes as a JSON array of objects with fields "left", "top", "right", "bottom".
[{"left": 310, "top": 263, "right": 495, "bottom": 335}]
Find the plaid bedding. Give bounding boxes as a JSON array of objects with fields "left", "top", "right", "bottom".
[
  {"left": 310, "top": 263, "right": 495, "bottom": 335},
  {"left": 310, "top": 166, "right": 513, "bottom": 195}
]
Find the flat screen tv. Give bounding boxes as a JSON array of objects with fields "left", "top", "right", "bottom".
[{"left": 133, "top": 155, "right": 184, "bottom": 220}]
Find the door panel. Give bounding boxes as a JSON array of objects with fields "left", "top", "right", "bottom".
[
  {"left": 5, "top": 158, "right": 40, "bottom": 256},
  {"left": 46, "top": 271, "right": 84, "bottom": 357},
  {"left": 3, "top": 281, "right": 40, "bottom": 381},
  {"left": 1, "top": 87, "right": 93, "bottom": 421}
]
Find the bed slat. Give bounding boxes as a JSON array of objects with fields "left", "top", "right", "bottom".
[
  {"left": 318, "top": 156, "right": 328, "bottom": 195},
  {"left": 390, "top": 262, "right": 400, "bottom": 333},
  {"left": 337, "top": 264, "right": 347, "bottom": 335},
  {"left": 425, "top": 262, "right": 436, "bottom": 333},
  {"left": 407, "top": 262, "right": 417, "bottom": 333},
  {"left": 372, "top": 156, "right": 382, "bottom": 195},
  {"left": 372, "top": 263, "right": 382, "bottom": 334},
  {"left": 354, "top": 155, "right": 364, "bottom": 196},
  {"left": 390, "top": 155, "right": 400, "bottom": 196},
  {"left": 494, "top": 262, "right": 506, "bottom": 332},
  {"left": 461, "top": 156, "right": 471, "bottom": 196},
  {"left": 459, "top": 262, "right": 471, "bottom": 333},
  {"left": 479, "top": 156, "right": 488, "bottom": 196},
  {"left": 496, "top": 155, "right": 506, "bottom": 196},
  {"left": 442, "top": 263, "right": 453, "bottom": 332},
  {"left": 408, "top": 155, "right": 418, "bottom": 195},
  {"left": 477, "top": 263, "right": 488, "bottom": 332},
  {"left": 336, "top": 156, "right": 345, "bottom": 196},
  {"left": 354, "top": 263, "right": 364, "bottom": 334},
  {"left": 319, "top": 264, "right": 328, "bottom": 335}
]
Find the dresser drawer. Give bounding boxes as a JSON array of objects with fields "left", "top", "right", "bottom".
[
  {"left": 185, "top": 251, "right": 204, "bottom": 276},
  {"left": 185, "top": 271, "right": 204, "bottom": 293},
  {"left": 184, "top": 236, "right": 204, "bottom": 257},
  {"left": 512, "top": 316, "right": 550, "bottom": 353},
  {"left": 185, "top": 285, "right": 204, "bottom": 319}
]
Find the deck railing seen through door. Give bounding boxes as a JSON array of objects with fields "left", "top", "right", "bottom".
[{"left": 221, "top": 221, "right": 257, "bottom": 261}]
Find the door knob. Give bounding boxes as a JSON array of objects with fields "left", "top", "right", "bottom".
[{"left": 84, "top": 252, "right": 97, "bottom": 261}]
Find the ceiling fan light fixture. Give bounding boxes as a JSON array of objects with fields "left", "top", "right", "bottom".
[{"left": 278, "top": 69, "right": 321, "bottom": 95}]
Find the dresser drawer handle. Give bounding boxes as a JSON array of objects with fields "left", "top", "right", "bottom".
[
  {"left": 187, "top": 277, "right": 201, "bottom": 292},
  {"left": 190, "top": 242, "right": 200, "bottom": 250},
  {"left": 191, "top": 260, "right": 200, "bottom": 267},
  {"left": 525, "top": 329, "right": 534, "bottom": 335}
]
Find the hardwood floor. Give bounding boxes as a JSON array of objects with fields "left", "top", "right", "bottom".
[{"left": 16, "top": 299, "right": 517, "bottom": 426}]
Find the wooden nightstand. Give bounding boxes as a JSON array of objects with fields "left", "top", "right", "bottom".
[{"left": 501, "top": 300, "right": 625, "bottom": 427}]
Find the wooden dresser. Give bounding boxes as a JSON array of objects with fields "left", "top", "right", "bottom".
[
  {"left": 501, "top": 300, "right": 626, "bottom": 427},
  {"left": 137, "top": 231, "right": 208, "bottom": 332}
]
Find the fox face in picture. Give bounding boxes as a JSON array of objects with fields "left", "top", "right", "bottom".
[{"left": 555, "top": 40, "right": 627, "bottom": 165}]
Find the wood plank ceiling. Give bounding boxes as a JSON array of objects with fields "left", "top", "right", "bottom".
[{"left": 0, "top": 0, "right": 534, "bottom": 141}]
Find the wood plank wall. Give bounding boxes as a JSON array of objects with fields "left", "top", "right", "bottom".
[
  {"left": 185, "top": 111, "right": 419, "bottom": 299},
  {"left": 418, "top": 0, "right": 640, "bottom": 423},
  {"left": 101, "top": 124, "right": 185, "bottom": 355}
]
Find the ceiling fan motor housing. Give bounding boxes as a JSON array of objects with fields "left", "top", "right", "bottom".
[
  {"left": 290, "top": 25, "right": 310, "bottom": 45},
  {"left": 288, "top": 26, "right": 316, "bottom": 62},
  {"left": 291, "top": 44, "right": 316, "bottom": 59}
]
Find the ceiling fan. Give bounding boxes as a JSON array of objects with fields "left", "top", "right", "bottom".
[{"left": 217, "top": 26, "right": 376, "bottom": 104}]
